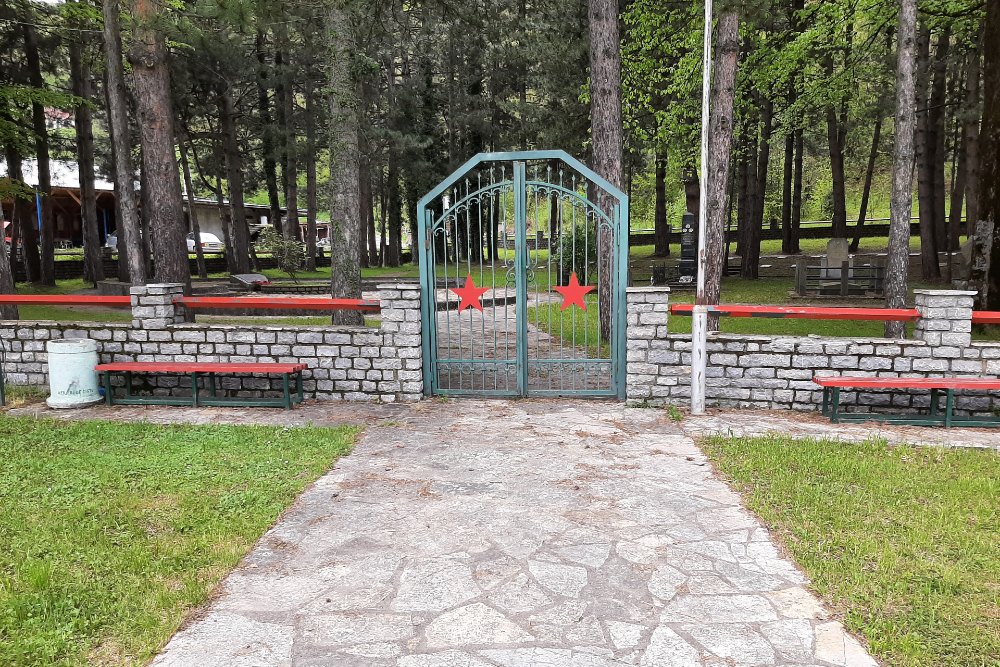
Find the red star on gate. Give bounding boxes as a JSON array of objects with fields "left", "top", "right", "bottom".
[
  {"left": 554, "top": 271, "right": 596, "bottom": 311},
  {"left": 451, "top": 274, "right": 489, "bottom": 312}
]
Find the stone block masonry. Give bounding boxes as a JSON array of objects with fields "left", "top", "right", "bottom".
[
  {"left": 1, "top": 283, "right": 423, "bottom": 403},
  {"left": 626, "top": 286, "right": 1000, "bottom": 416}
]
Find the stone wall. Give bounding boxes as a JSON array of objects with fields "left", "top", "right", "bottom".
[
  {"left": 1, "top": 283, "right": 422, "bottom": 403},
  {"left": 626, "top": 286, "right": 1000, "bottom": 415}
]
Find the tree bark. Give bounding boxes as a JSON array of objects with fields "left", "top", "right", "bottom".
[
  {"left": 930, "top": 28, "right": 951, "bottom": 250},
  {"left": 280, "top": 37, "right": 300, "bottom": 242},
  {"left": 915, "top": 28, "right": 940, "bottom": 280},
  {"left": 791, "top": 127, "right": 803, "bottom": 253},
  {"left": 218, "top": 88, "right": 252, "bottom": 275},
  {"left": 178, "top": 139, "right": 207, "bottom": 279},
  {"left": 328, "top": 2, "right": 365, "bottom": 325},
  {"left": 127, "top": 0, "right": 189, "bottom": 289},
  {"left": 214, "top": 173, "right": 237, "bottom": 274},
  {"left": 964, "top": 33, "right": 982, "bottom": 238},
  {"left": 850, "top": 116, "right": 883, "bottom": 252},
  {"left": 588, "top": 0, "right": 624, "bottom": 342},
  {"left": 102, "top": 0, "right": 146, "bottom": 285},
  {"left": 781, "top": 129, "right": 794, "bottom": 254},
  {"left": 653, "top": 152, "right": 669, "bottom": 256},
  {"left": 824, "top": 57, "right": 848, "bottom": 239},
  {"left": 23, "top": 22, "right": 55, "bottom": 285},
  {"left": 386, "top": 153, "right": 403, "bottom": 267},
  {"left": 70, "top": 37, "right": 104, "bottom": 285},
  {"left": 305, "top": 77, "right": 319, "bottom": 271},
  {"left": 255, "top": 30, "right": 283, "bottom": 236},
  {"left": 744, "top": 97, "right": 772, "bottom": 279},
  {"left": 885, "top": 0, "right": 919, "bottom": 338},
  {"left": 973, "top": 0, "right": 1000, "bottom": 310},
  {"left": 701, "top": 9, "right": 741, "bottom": 327}
]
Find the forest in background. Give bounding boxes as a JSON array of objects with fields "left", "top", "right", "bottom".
[{"left": 1, "top": 0, "right": 999, "bottom": 325}]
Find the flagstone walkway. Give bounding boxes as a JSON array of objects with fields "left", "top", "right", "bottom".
[{"left": 137, "top": 398, "right": 877, "bottom": 667}]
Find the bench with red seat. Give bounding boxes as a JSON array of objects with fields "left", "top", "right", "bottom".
[
  {"left": 813, "top": 375, "right": 1000, "bottom": 427},
  {"left": 96, "top": 362, "right": 307, "bottom": 410}
]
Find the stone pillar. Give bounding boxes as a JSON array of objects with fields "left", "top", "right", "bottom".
[
  {"left": 378, "top": 282, "right": 423, "bottom": 401},
  {"left": 913, "top": 289, "right": 975, "bottom": 351},
  {"left": 625, "top": 285, "right": 671, "bottom": 404},
  {"left": 130, "top": 283, "right": 185, "bottom": 330}
]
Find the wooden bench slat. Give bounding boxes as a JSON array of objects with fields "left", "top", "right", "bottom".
[
  {"left": 813, "top": 375, "right": 1000, "bottom": 390},
  {"left": 96, "top": 362, "right": 306, "bottom": 374}
]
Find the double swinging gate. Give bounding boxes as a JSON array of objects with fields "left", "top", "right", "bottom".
[{"left": 417, "top": 150, "right": 629, "bottom": 398}]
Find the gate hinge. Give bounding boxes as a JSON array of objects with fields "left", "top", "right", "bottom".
[{"left": 424, "top": 229, "right": 431, "bottom": 250}]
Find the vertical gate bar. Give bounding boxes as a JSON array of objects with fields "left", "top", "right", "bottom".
[
  {"left": 615, "top": 196, "right": 630, "bottom": 397},
  {"left": 419, "top": 207, "right": 434, "bottom": 396},
  {"left": 502, "top": 179, "right": 511, "bottom": 391},
  {"left": 514, "top": 161, "right": 528, "bottom": 396},
  {"left": 491, "top": 187, "right": 499, "bottom": 391},
  {"left": 477, "top": 174, "right": 486, "bottom": 391}
]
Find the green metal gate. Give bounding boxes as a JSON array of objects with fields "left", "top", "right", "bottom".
[{"left": 418, "top": 150, "right": 629, "bottom": 398}]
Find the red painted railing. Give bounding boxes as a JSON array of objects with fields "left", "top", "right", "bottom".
[
  {"left": 972, "top": 311, "right": 1000, "bottom": 325},
  {"left": 668, "top": 304, "right": 921, "bottom": 321},
  {"left": 174, "top": 296, "right": 381, "bottom": 313},
  {"left": 0, "top": 295, "right": 131, "bottom": 307}
]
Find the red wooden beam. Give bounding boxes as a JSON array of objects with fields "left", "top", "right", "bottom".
[
  {"left": 97, "top": 362, "right": 307, "bottom": 374},
  {"left": 814, "top": 375, "right": 1000, "bottom": 390},
  {"left": 669, "top": 304, "right": 920, "bottom": 321},
  {"left": 174, "top": 296, "right": 381, "bottom": 313},
  {"left": 0, "top": 295, "right": 131, "bottom": 307},
  {"left": 972, "top": 311, "right": 1000, "bottom": 325}
]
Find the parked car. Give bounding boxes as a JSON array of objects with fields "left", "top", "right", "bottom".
[{"left": 187, "top": 232, "right": 224, "bottom": 253}]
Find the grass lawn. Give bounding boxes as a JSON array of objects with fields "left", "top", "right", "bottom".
[
  {"left": 703, "top": 435, "right": 1000, "bottom": 667},
  {"left": 0, "top": 416, "right": 357, "bottom": 666}
]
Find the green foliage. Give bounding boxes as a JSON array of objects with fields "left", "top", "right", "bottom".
[{"left": 257, "top": 227, "right": 306, "bottom": 282}]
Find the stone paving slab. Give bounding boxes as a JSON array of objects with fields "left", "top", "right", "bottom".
[
  {"left": 134, "top": 399, "right": 879, "bottom": 667},
  {"left": 682, "top": 409, "right": 1000, "bottom": 450}
]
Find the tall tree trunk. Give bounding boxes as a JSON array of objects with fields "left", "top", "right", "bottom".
[
  {"left": 701, "top": 9, "right": 741, "bottom": 326},
  {"left": 915, "top": 28, "right": 940, "bottom": 280},
  {"left": 358, "top": 151, "right": 372, "bottom": 269},
  {"left": 964, "top": 33, "right": 982, "bottom": 238},
  {"left": 0, "top": 209, "right": 15, "bottom": 315},
  {"left": 791, "top": 127, "right": 803, "bottom": 253},
  {"left": 781, "top": 129, "right": 794, "bottom": 254},
  {"left": 653, "top": 152, "right": 669, "bottom": 256},
  {"left": 973, "top": 0, "right": 1000, "bottom": 310},
  {"left": 70, "top": 36, "right": 104, "bottom": 285},
  {"left": 851, "top": 116, "right": 883, "bottom": 252},
  {"left": 386, "top": 153, "right": 403, "bottom": 267},
  {"left": 214, "top": 173, "right": 237, "bottom": 274},
  {"left": 23, "top": 23, "right": 55, "bottom": 285},
  {"left": 328, "top": 2, "right": 364, "bottom": 325},
  {"left": 255, "top": 31, "right": 283, "bottom": 236},
  {"left": 885, "top": 0, "right": 919, "bottom": 338},
  {"left": 743, "top": 97, "right": 772, "bottom": 279},
  {"left": 218, "top": 88, "right": 252, "bottom": 275},
  {"left": 127, "top": 0, "right": 189, "bottom": 289},
  {"left": 178, "top": 139, "right": 207, "bottom": 279},
  {"left": 930, "top": 28, "right": 951, "bottom": 251},
  {"left": 588, "top": 0, "right": 624, "bottom": 342},
  {"left": 305, "top": 77, "right": 319, "bottom": 271},
  {"left": 948, "top": 117, "right": 967, "bottom": 262},
  {"left": 824, "top": 57, "right": 848, "bottom": 239},
  {"left": 102, "top": 0, "right": 146, "bottom": 285},
  {"left": 735, "top": 125, "right": 754, "bottom": 261},
  {"left": 279, "top": 30, "right": 300, "bottom": 242}
]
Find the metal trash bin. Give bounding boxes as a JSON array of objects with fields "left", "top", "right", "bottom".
[{"left": 46, "top": 338, "right": 102, "bottom": 409}]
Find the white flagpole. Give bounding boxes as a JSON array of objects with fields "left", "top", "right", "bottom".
[{"left": 691, "top": 0, "right": 713, "bottom": 415}]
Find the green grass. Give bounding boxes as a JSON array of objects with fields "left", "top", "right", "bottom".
[
  {"left": 0, "top": 416, "right": 357, "bottom": 666},
  {"left": 703, "top": 435, "right": 1000, "bottom": 667}
]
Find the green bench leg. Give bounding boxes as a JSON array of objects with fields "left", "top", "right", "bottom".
[
  {"left": 192, "top": 373, "right": 200, "bottom": 407},
  {"left": 831, "top": 387, "right": 841, "bottom": 423},
  {"left": 945, "top": 389, "right": 954, "bottom": 427},
  {"left": 297, "top": 371, "right": 304, "bottom": 404},
  {"left": 282, "top": 373, "right": 291, "bottom": 410},
  {"left": 821, "top": 387, "right": 830, "bottom": 417},
  {"left": 104, "top": 371, "right": 113, "bottom": 406}
]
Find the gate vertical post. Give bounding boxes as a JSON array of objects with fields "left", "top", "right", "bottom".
[
  {"left": 417, "top": 205, "right": 434, "bottom": 396},
  {"left": 513, "top": 161, "right": 528, "bottom": 396}
]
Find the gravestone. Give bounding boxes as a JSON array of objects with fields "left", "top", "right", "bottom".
[
  {"left": 822, "top": 238, "right": 850, "bottom": 279},
  {"left": 678, "top": 211, "right": 697, "bottom": 283}
]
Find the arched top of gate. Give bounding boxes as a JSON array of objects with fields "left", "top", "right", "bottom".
[{"left": 417, "top": 150, "right": 628, "bottom": 214}]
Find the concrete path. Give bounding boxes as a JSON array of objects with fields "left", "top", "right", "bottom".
[{"left": 142, "top": 398, "right": 876, "bottom": 667}]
